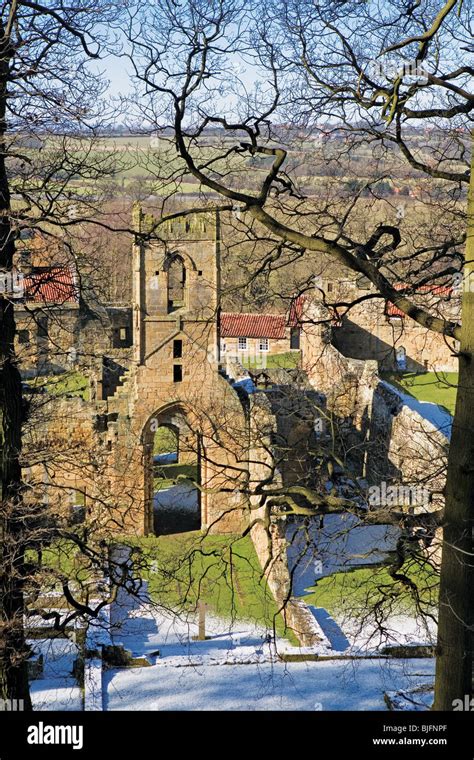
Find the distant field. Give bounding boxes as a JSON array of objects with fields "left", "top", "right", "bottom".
[
  {"left": 381, "top": 371, "right": 458, "bottom": 415},
  {"left": 20, "top": 134, "right": 456, "bottom": 199}
]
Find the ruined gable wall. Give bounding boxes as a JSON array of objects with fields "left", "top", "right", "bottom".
[{"left": 299, "top": 301, "right": 449, "bottom": 511}]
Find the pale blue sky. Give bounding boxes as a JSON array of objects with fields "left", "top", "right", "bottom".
[{"left": 98, "top": 53, "right": 134, "bottom": 99}]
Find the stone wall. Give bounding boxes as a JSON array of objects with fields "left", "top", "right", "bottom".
[
  {"left": 299, "top": 300, "right": 449, "bottom": 511},
  {"left": 368, "top": 380, "right": 449, "bottom": 510},
  {"left": 333, "top": 305, "right": 458, "bottom": 372},
  {"left": 247, "top": 393, "right": 328, "bottom": 647},
  {"left": 17, "top": 303, "right": 133, "bottom": 378},
  {"left": 324, "top": 277, "right": 459, "bottom": 373}
]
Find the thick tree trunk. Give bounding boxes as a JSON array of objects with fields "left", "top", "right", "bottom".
[
  {"left": 433, "top": 143, "right": 474, "bottom": 710},
  {"left": 0, "top": 29, "right": 32, "bottom": 709},
  {"left": 0, "top": 305, "right": 32, "bottom": 707}
]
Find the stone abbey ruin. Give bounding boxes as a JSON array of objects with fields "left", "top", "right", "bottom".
[{"left": 19, "top": 206, "right": 453, "bottom": 643}]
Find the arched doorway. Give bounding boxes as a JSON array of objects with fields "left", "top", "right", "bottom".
[{"left": 144, "top": 406, "right": 201, "bottom": 536}]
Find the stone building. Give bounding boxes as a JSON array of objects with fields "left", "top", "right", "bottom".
[
  {"left": 20, "top": 208, "right": 452, "bottom": 645},
  {"left": 15, "top": 227, "right": 457, "bottom": 379},
  {"left": 220, "top": 271, "right": 458, "bottom": 374},
  {"left": 324, "top": 275, "right": 459, "bottom": 373},
  {"left": 219, "top": 305, "right": 303, "bottom": 359},
  {"left": 19, "top": 215, "right": 457, "bottom": 536},
  {"left": 14, "top": 286, "right": 133, "bottom": 379},
  {"left": 23, "top": 209, "right": 249, "bottom": 536}
]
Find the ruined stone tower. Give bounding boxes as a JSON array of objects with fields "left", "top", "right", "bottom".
[
  {"left": 132, "top": 204, "right": 221, "bottom": 373},
  {"left": 100, "top": 205, "right": 248, "bottom": 536}
]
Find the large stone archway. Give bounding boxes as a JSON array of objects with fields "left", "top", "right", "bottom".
[{"left": 143, "top": 404, "right": 201, "bottom": 536}]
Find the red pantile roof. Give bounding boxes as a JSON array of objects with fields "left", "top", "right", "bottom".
[
  {"left": 385, "top": 303, "right": 405, "bottom": 318},
  {"left": 220, "top": 312, "right": 287, "bottom": 339},
  {"left": 24, "top": 267, "right": 78, "bottom": 304},
  {"left": 288, "top": 294, "right": 306, "bottom": 327}
]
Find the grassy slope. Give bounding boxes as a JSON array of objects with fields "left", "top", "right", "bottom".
[
  {"left": 27, "top": 371, "right": 89, "bottom": 400},
  {"left": 302, "top": 561, "right": 439, "bottom": 619},
  {"left": 124, "top": 532, "right": 297, "bottom": 643},
  {"left": 381, "top": 371, "right": 458, "bottom": 415},
  {"left": 33, "top": 533, "right": 297, "bottom": 643},
  {"left": 26, "top": 540, "right": 91, "bottom": 584}
]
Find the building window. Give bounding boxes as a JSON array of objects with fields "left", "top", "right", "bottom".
[
  {"left": 395, "top": 346, "right": 407, "bottom": 370},
  {"left": 173, "top": 364, "right": 183, "bottom": 383},
  {"left": 173, "top": 339, "right": 183, "bottom": 359},
  {"left": 167, "top": 255, "right": 186, "bottom": 312},
  {"left": 327, "top": 282, "right": 333, "bottom": 292},
  {"left": 113, "top": 327, "right": 130, "bottom": 349},
  {"left": 37, "top": 317, "right": 48, "bottom": 338},
  {"left": 18, "top": 330, "right": 30, "bottom": 344},
  {"left": 290, "top": 327, "right": 300, "bottom": 350},
  {"left": 238, "top": 337, "right": 247, "bottom": 351},
  {"left": 69, "top": 489, "right": 86, "bottom": 524},
  {"left": 221, "top": 342, "right": 226, "bottom": 354},
  {"left": 259, "top": 338, "right": 269, "bottom": 352}
]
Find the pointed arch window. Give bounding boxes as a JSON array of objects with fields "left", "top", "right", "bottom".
[{"left": 167, "top": 255, "right": 186, "bottom": 312}]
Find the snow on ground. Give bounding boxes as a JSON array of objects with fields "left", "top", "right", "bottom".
[
  {"left": 153, "top": 452, "right": 178, "bottom": 465},
  {"left": 153, "top": 483, "right": 198, "bottom": 514},
  {"left": 304, "top": 605, "right": 436, "bottom": 655},
  {"left": 381, "top": 380, "right": 452, "bottom": 439},
  {"left": 287, "top": 514, "right": 399, "bottom": 586},
  {"left": 29, "top": 638, "right": 82, "bottom": 711},
  {"left": 29, "top": 507, "right": 438, "bottom": 712},
  {"left": 109, "top": 597, "right": 285, "bottom": 665},
  {"left": 342, "top": 614, "right": 436, "bottom": 652},
  {"left": 385, "top": 684, "right": 434, "bottom": 711},
  {"left": 104, "top": 600, "right": 434, "bottom": 711},
  {"left": 105, "top": 657, "right": 434, "bottom": 711},
  {"left": 28, "top": 595, "right": 436, "bottom": 711},
  {"left": 31, "top": 681, "right": 83, "bottom": 711},
  {"left": 286, "top": 514, "right": 436, "bottom": 653}
]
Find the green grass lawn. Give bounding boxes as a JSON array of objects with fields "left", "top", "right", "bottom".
[
  {"left": 27, "top": 371, "right": 89, "bottom": 400},
  {"left": 302, "top": 560, "right": 439, "bottom": 619},
  {"left": 123, "top": 532, "right": 297, "bottom": 643},
  {"left": 241, "top": 351, "right": 301, "bottom": 371},
  {"left": 26, "top": 539, "right": 93, "bottom": 584},
  {"left": 154, "top": 462, "right": 198, "bottom": 490},
  {"left": 381, "top": 371, "right": 458, "bottom": 415},
  {"left": 153, "top": 426, "right": 178, "bottom": 456},
  {"left": 29, "top": 533, "right": 296, "bottom": 642}
]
